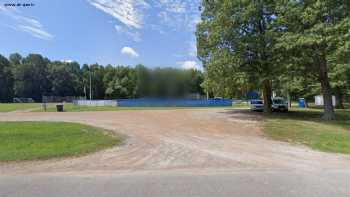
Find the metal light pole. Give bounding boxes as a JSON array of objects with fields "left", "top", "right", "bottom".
[{"left": 89, "top": 65, "right": 92, "bottom": 100}]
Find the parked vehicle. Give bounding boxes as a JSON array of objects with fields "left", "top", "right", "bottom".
[
  {"left": 271, "top": 97, "right": 288, "bottom": 112},
  {"left": 250, "top": 99, "right": 264, "bottom": 111}
]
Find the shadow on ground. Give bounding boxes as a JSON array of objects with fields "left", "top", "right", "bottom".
[
  {"left": 219, "top": 109, "right": 264, "bottom": 122},
  {"left": 219, "top": 107, "right": 350, "bottom": 129}
]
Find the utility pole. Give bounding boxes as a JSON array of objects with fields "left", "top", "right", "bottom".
[{"left": 89, "top": 65, "right": 92, "bottom": 100}]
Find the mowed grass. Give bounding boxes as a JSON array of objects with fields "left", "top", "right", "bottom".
[
  {"left": 1, "top": 102, "right": 239, "bottom": 112},
  {"left": 263, "top": 105, "right": 350, "bottom": 154},
  {"left": 0, "top": 103, "right": 41, "bottom": 112},
  {"left": 232, "top": 102, "right": 250, "bottom": 109},
  {"left": 37, "top": 103, "right": 121, "bottom": 112},
  {"left": 34, "top": 103, "right": 234, "bottom": 112},
  {"left": 0, "top": 122, "right": 122, "bottom": 161}
]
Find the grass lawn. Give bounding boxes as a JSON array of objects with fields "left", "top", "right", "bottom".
[
  {"left": 33, "top": 103, "right": 235, "bottom": 112},
  {"left": 36, "top": 103, "right": 121, "bottom": 112},
  {"left": 0, "top": 103, "right": 41, "bottom": 112},
  {"left": 232, "top": 102, "right": 249, "bottom": 109},
  {"left": 0, "top": 122, "right": 122, "bottom": 161},
  {"left": 263, "top": 105, "right": 350, "bottom": 154},
  {"left": 2, "top": 102, "right": 243, "bottom": 112}
]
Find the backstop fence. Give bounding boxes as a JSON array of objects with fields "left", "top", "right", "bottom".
[{"left": 73, "top": 100, "right": 117, "bottom": 106}]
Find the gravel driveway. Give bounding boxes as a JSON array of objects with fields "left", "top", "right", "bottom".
[{"left": 1, "top": 109, "right": 350, "bottom": 175}]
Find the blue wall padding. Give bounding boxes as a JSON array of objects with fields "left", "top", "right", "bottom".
[{"left": 116, "top": 98, "right": 233, "bottom": 107}]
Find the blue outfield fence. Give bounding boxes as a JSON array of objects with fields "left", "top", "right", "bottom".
[{"left": 116, "top": 98, "right": 233, "bottom": 107}]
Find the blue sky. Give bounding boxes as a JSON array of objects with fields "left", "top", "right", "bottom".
[{"left": 0, "top": 0, "right": 202, "bottom": 69}]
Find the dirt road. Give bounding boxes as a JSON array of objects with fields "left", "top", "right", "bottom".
[{"left": 1, "top": 109, "right": 350, "bottom": 175}]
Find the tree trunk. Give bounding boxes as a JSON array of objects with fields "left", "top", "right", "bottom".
[
  {"left": 335, "top": 87, "right": 345, "bottom": 109},
  {"left": 305, "top": 99, "right": 309, "bottom": 108},
  {"left": 287, "top": 91, "right": 291, "bottom": 108},
  {"left": 319, "top": 55, "right": 335, "bottom": 120},
  {"left": 262, "top": 79, "right": 272, "bottom": 113}
]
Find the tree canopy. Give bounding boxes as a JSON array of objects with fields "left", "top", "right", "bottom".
[
  {"left": 0, "top": 54, "right": 13, "bottom": 102},
  {"left": 197, "top": 0, "right": 350, "bottom": 120},
  {"left": 0, "top": 53, "right": 205, "bottom": 102}
]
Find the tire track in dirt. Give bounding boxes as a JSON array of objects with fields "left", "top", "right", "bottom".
[{"left": 1, "top": 109, "right": 350, "bottom": 175}]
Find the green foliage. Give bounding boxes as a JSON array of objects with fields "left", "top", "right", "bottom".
[
  {"left": 134, "top": 64, "right": 151, "bottom": 97},
  {"left": 197, "top": 0, "right": 281, "bottom": 110},
  {"left": 197, "top": 0, "right": 350, "bottom": 118},
  {"left": 13, "top": 54, "right": 51, "bottom": 101},
  {"left": 0, "top": 54, "right": 14, "bottom": 102},
  {"left": 105, "top": 66, "right": 135, "bottom": 98},
  {"left": 48, "top": 61, "right": 83, "bottom": 97},
  {"left": 0, "top": 53, "right": 204, "bottom": 102},
  {"left": 0, "top": 122, "right": 122, "bottom": 161},
  {"left": 275, "top": 0, "right": 350, "bottom": 119},
  {"left": 9, "top": 53, "right": 22, "bottom": 65}
]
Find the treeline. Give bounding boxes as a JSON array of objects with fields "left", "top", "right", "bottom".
[
  {"left": 0, "top": 53, "right": 204, "bottom": 102},
  {"left": 197, "top": 0, "right": 350, "bottom": 120}
]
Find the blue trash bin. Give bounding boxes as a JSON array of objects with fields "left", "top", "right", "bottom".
[{"left": 298, "top": 98, "right": 305, "bottom": 108}]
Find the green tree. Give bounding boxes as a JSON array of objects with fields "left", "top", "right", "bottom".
[
  {"left": 0, "top": 55, "right": 14, "bottom": 102},
  {"left": 90, "top": 64, "right": 106, "bottom": 99},
  {"left": 13, "top": 54, "right": 50, "bottom": 101},
  {"left": 2, "top": 52, "right": 206, "bottom": 101},
  {"left": 183, "top": 69, "right": 204, "bottom": 95},
  {"left": 103, "top": 64, "right": 116, "bottom": 96},
  {"left": 276, "top": 0, "right": 350, "bottom": 120},
  {"left": 197, "top": 0, "right": 281, "bottom": 112},
  {"left": 330, "top": 63, "right": 350, "bottom": 109},
  {"left": 48, "top": 61, "right": 83, "bottom": 97},
  {"left": 134, "top": 64, "right": 151, "bottom": 97},
  {"left": 81, "top": 64, "right": 91, "bottom": 99},
  {"left": 9, "top": 53, "right": 22, "bottom": 66},
  {"left": 105, "top": 66, "right": 135, "bottom": 98}
]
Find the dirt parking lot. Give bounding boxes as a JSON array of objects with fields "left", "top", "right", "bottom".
[{"left": 1, "top": 109, "right": 350, "bottom": 175}]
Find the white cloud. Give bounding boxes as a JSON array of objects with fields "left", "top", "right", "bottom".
[
  {"left": 189, "top": 40, "right": 197, "bottom": 57},
  {"left": 114, "top": 25, "right": 141, "bottom": 42},
  {"left": 17, "top": 25, "right": 54, "bottom": 40},
  {"left": 89, "top": 0, "right": 200, "bottom": 34},
  {"left": 121, "top": 47, "right": 139, "bottom": 58},
  {"left": 88, "top": 0, "right": 149, "bottom": 29},
  {"left": 0, "top": 5, "right": 53, "bottom": 40},
  {"left": 156, "top": 0, "right": 186, "bottom": 13},
  {"left": 188, "top": 14, "right": 201, "bottom": 30},
  {"left": 88, "top": 0, "right": 201, "bottom": 67},
  {"left": 177, "top": 61, "right": 201, "bottom": 70},
  {"left": 157, "top": 11, "right": 170, "bottom": 23},
  {"left": 114, "top": 25, "right": 123, "bottom": 32},
  {"left": 172, "top": 40, "right": 197, "bottom": 58},
  {"left": 153, "top": 0, "right": 200, "bottom": 31},
  {"left": 149, "top": 24, "right": 165, "bottom": 34}
]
